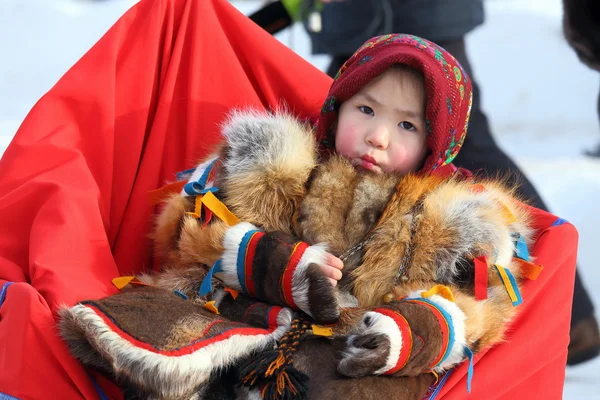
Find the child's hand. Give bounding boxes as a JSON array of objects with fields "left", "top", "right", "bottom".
[{"left": 321, "top": 253, "right": 344, "bottom": 286}]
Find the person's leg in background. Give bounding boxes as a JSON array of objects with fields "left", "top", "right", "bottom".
[
  {"left": 584, "top": 79, "right": 600, "bottom": 157},
  {"left": 440, "top": 37, "right": 600, "bottom": 366}
]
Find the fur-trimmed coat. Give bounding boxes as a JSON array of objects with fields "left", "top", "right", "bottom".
[{"left": 59, "top": 110, "right": 538, "bottom": 400}]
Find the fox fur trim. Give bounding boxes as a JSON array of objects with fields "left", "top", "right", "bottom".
[{"left": 152, "top": 109, "right": 536, "bottom": 370}]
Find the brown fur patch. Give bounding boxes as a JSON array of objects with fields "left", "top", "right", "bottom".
[{"left": 296, "top": 155, "right": 359, "bottom": 254}]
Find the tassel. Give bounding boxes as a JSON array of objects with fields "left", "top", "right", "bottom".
[{"left": 239, "top": 318, "right": 310, "bottom": 400}]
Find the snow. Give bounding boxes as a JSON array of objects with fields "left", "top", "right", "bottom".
[{"left": 1, "top": 0, "right": 598, "bottom": 397}]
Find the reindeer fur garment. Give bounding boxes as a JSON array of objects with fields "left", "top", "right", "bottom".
[
  {"left": 59, "top": 110, "right": 536, "bottom": 399},
  {"left": 153, "top": 109, "right": 534, "bottom": 357}
]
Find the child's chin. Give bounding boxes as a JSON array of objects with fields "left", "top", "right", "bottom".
[{"left": 354, "top": 164, "right": 384, "bottom": 175}]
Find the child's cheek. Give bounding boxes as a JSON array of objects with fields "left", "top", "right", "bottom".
[{"left": 335, "top": 122, "right": 360, "bottom": 157}]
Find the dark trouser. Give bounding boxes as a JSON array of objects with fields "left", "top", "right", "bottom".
[{"left": 327, "top": 39, "right": 595, "bottom": 326}]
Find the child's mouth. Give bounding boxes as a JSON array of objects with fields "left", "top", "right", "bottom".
[{"left": 359, "top": 156, "right": 380, "bottom": 172}]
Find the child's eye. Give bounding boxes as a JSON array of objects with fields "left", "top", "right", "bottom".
[
  {"left": 359, "top": 106, "right": 374, "bottom": 115},
  {"left": 399, "top": 121, "right": 416, "bottom": 131}
]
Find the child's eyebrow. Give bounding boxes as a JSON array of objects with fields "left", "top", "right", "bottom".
[{"left": 358, "top": 92, "right": 424, "bottom": 120}]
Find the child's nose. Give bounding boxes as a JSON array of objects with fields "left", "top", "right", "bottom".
[{"left": 366, "top": 124, "right": 389, "bottom": 149}]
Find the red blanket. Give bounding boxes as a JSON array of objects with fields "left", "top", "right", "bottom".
[{"left": 0, "top": 0, "right": 576, "bottom": 398}]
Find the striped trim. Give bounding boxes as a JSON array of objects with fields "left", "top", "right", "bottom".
[
  {"left": 494, "top": 264, "right": 523, "bottom": 306},
  {"left": 80, "top": 303, "right": 274, "bottom": 356},
  {"left": 0, "top": 282, "right": 13, "bottom": 308},
  {"left": 236, "top": 230, "right": 263, "bottom": 295},
  {"left": 374, "top": 308, "right": 413, "bottom": 374},
  {"left": 405, "top": 298, "right": 454, "bottom": 369},
  {"left": 280, "top": 242, "right": 309, "bottom": 309},
  {"left": 267, "top": 306, "right": 283, "bottom": 329}
]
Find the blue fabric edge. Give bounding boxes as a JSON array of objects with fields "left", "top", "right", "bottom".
[
  {"left": 550, "top": 217, "right": 568, "bottom": 227},
  {"left": 428, "top": 368, "right": 454, "bottom": 400},
  {"left": 0, "top": 284, "right": 19, "bottom": 400},
  {"left": 88, "top": 374, "right": 109, "bottom": 400},
  {"left": 0, "top": 282, "right": 14, "bottom": 308}
]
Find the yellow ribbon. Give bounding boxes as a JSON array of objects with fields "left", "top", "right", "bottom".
[
  {"left": 201, "top": 191, "right": 240, "bottom": 226},
  {"left": 422, "top": 284, "right": 456, "bottom": 302},
  {"left": 185, "top": 192, "right": 240, "bottom": 226}
]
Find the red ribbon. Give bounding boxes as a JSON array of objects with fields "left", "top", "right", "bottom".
[{"left": 474, "top": 256, "right": 489, "bottom": 300}]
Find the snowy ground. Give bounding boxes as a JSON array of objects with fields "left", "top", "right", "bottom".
[{"left": 1, "top": 0, "right": 598, "bottom": 397}]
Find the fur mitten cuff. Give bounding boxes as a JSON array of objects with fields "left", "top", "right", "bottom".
[
  {"left": 338, "top": 285, "right": 468, "bottom": 378},
  {"left": 220, "top": 222, "right": 340, "bottom": 324}
]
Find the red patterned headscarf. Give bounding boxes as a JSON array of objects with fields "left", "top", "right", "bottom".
[{"left": 316, "top": 34, "right": 473, "bottom": 173}]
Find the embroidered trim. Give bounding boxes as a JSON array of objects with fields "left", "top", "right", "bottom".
[
  {"left": 237, "top": 230, "right": 263, "bottom": 295},
  {"left": 375, "top": 307, "right": 413, "bottom": 374},
  {"left": 280, "top": 242, "right": 309, "bottom": 309},
  {"left": 404, "top": 298, "right": 455, "bottom": 369}
]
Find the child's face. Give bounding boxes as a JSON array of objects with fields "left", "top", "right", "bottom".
[{"left": 334, "top": 67, "right": 427, "bottom": 174}]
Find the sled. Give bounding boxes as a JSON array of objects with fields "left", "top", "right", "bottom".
[{"left": 0, "top": 0, "right": 577, "bottom": 398}]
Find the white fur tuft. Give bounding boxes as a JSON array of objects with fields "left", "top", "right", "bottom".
[
  {"left": 220, "top": 222, "right": 261, "bottom": 291},
  {"left": 366, "top": 312, "right": 404, "bottom": 375},
  {"left": 291, "top": 243, "right": 329, "bottom": 317},
  {"left": 220, "top": 109, "right": 317, "bottom": 182}
]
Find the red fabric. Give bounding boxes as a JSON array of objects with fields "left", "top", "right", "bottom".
[
  {"left": 0, "top": 0, "right": 575, "bottom": 398},
  {"left": 435, "top": 207, "right": 578, "bottom": 399},
  {"left": 315, "top": 34, "right": 473, "bottom": 172},
  {"left": 0, "top": 0, "right": 328, "bottom": 398}
]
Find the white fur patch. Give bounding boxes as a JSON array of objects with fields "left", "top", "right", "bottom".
[
  {"left": 291, "top": 243, "right": 328, "bottom": 317},
  {"left": 220, "top": 109, "right": 317, "bottom": 182},
  {"left": 220, "top": 222, "right": 260, "bottom": 291},
  {"left": 65, "top": 304, "right": 288, "bottom": 399},
  {"left": 365, "top": 312, "right": 404, "bottom": 375},
  {"left": 407, "top": 290, "right": 467, "bottom": 372},
  {"left": 336, "top": 291, "right": 359, "bottom": 308}
]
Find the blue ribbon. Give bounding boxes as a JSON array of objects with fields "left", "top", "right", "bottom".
[
  {"left": 183, "top": 158, "right": 219, "bottom": 195},
  {"left": 464, "top": 346, "right": 474, "bottom": 393},
  {"left": 199, "top": 260, "right": 223, "bottom": 297},
  {"left": 514, "top": 234, "right": 529, "bottom": 261}
]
